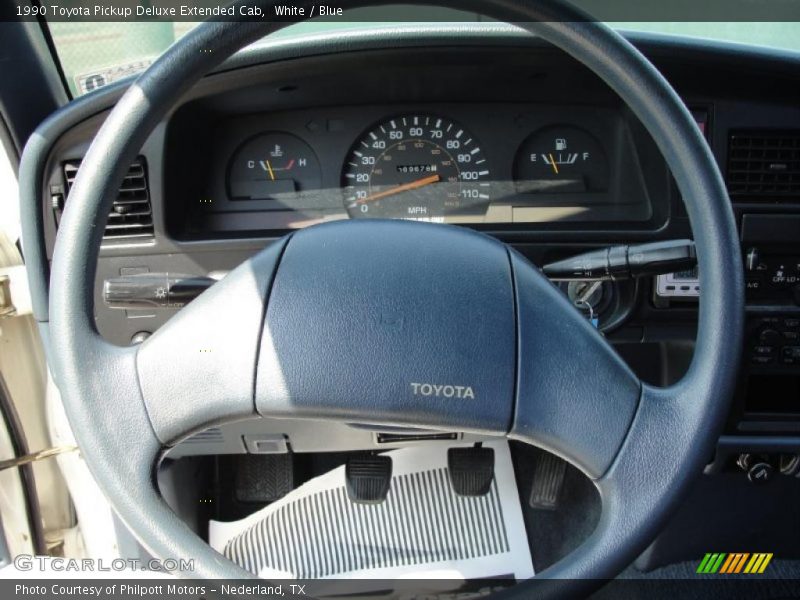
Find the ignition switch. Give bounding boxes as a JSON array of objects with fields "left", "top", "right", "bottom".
[
  {"left": 563, "top": 279, "right": 613, "bottom": 328},
  {"left": 568, "top": 280, "right": 604, "bottom": 310}
]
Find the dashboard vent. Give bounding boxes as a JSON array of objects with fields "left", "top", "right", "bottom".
[
  {"left": 62, "top": 158, "right": 154, "bottom": 241},
  {"left": 727, "top": 131, "right": 800, "bottom": 201}
]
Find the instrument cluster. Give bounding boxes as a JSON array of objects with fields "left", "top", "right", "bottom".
[{"left": 177, "top": 104, "right": 656, "bottom": 235}]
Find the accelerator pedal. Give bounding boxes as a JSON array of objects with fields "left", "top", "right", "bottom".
[{"left": 528, "top": 452, "right": 567, "bottom": 510}]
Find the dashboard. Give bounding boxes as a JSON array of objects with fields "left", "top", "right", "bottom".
[{"left": 33, "top": 28, "right": 800, "bottom": 457}]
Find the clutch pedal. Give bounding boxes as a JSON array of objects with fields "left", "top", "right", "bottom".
[
  {"left": 234, "top": 454, "right": 294, "bottom": 503},
  {"left": 345, "top": 454, "right": 392, "bottom": 504}
]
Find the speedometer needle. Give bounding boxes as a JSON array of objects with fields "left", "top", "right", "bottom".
[{"left": 352, "top": 174, "right": 441, "bottom": 205}]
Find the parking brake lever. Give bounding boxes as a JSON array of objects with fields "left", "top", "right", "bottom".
[
  {"left": 542, "top": 239, "right": 696, "bottom": 281},
  {"left": 103, "top": 273, "right": 219, "bottom": 309}
]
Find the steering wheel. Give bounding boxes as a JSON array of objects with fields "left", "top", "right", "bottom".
[{"left": 42, "top": 0, "right": 743, "bottom": 594}]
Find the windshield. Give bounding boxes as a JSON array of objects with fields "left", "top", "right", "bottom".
[{"left": 48, "top": 19, "right": 800, "bottom": 97}]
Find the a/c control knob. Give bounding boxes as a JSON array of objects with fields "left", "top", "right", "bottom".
[{"left": 759, "top": 329, "right": 783, "bottom": 346}]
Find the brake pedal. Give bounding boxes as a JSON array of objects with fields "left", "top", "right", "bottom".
[
  {"left": 345, "top": 454, "right": 392, "bottom": 504},
  {"left": 529, "top": 452, "right": 567, "bottom": 510},
  {"left": 448, "top": 445, "right": 495, "bottom": 496}
]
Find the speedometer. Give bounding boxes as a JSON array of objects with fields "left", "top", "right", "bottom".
[{"left": 342, "top": 115, "right": 491, "bottom": 220}]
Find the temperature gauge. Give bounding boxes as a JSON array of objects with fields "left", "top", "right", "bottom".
[
  {"left": 513, "top": 126, "right": 609, "bottom": 194},
  {"left": 228, "top": 132, "right": 322, "bottom": 203}
]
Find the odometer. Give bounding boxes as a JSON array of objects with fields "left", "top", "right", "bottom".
[{"left": 342, "top": 115, "right": 491, "bottom": 220}]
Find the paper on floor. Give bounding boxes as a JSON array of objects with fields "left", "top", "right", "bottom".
[{"left": 209, "top": 440, "right": 533, "bottom": 581}]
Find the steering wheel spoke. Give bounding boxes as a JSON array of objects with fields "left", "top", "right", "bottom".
[
  {"left": 136, "top": 239, "right": 288, "bottom": 445},
  {"left": 508, "top": 250, "right": 642, "bottom": 479}
]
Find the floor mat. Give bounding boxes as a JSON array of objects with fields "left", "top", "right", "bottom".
[{"left": 209, "top": 440, "right": 534, "bottom": 580}]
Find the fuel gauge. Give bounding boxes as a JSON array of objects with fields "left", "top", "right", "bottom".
[
  {"left": 228, "top": 132, "right": 322, "bottom": 203},
  {"left": 513, "top": 126, "right": 609, "bottom": 194}
]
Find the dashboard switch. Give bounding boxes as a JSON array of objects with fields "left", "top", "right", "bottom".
[
  {"left": 751, "top": 355, "right": 774, "bottom": 365},
  {"left": 747, "top": 462, "right": 774, "bottom": 484},
  {"left": 758, "top": 329, "right": 783, "bottom": 346},
  {"left": 782, "top": 346, "right": 800, "bottom": 365},
  {"left": 745, "top": 247, "right": 761, "bottom": 271},
  {"left": 738, "top": 454, "right": 775, "bottom": 484}
]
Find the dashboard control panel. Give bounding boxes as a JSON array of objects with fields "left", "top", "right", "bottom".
[
  {"left": 749, "top": 316, "right": 800, "bottom": 368},
  {"left": 742, "top": 245, "right": 800, "bottom": 373}
]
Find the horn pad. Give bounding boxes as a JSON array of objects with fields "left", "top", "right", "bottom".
[{"left": 255, "top": 220, "right": 516, "bottom": 433}]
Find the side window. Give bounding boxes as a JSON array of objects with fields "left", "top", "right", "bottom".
[{"left": 0, "top": 141, "right": 19, "bottom": 246}]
